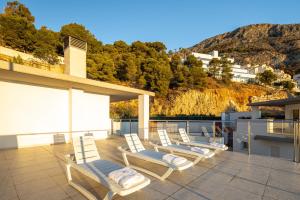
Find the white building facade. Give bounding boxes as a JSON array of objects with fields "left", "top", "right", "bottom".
[
  {"left": 191, "top": 51, "right": 219, "bottom": 69},
  {"left": 231, "top": 64, "right": 256, "bottom": 83},
  {"left": 0, "top": 37, "right": 154, "bottom": 149},
  {"left": 191, "top": 51, "right": 256, "bottom": 83}
]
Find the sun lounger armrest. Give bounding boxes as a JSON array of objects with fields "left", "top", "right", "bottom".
[
  {"left": 148, "top": 141, "right": 160, "bottom": 152},
  {"left": 118, "top": 146, "right": 170, "bottom": 168},
  {"left": 65, "top": 154, "right": 75, "bottom": 164},
  {"left": 118, "top": 145, "right": 129, "bottom": 153},
  {"left": 65, "top": 154, "right": 116, "bottom": 191},
  {"left": 171, "top": 139, "right": 181, "bottom": 145},
  {"left": 118, "top": 146, "right": 147, "bottom": 159}
]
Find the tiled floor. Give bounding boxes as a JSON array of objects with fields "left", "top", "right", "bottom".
[{"left": 0, "top": 136, "right": 300, "bottom": 200}]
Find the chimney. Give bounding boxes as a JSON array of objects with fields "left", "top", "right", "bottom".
[
  {"left": 64, "top": 36, "right": 87, "bottom": 78},
  {"left": 210, "top": 50, "right": 218, "bottom": 58}
]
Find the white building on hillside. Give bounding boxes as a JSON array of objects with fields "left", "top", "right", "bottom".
[
  {"left": 191, "top": 50, "right": 255, "bottom": 83},
  {"left": 191, "top": 51, "right": 220, "bottom": 69},
  {"left": 251, "top": 64, "right": 274, "bottom": 74},
  {"left": 231, "top": 64, "right": 256, "bottom": 83}
]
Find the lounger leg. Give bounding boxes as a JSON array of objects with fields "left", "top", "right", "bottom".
[
  {"left": 121, "top": 151, "right": 173, "bottom": 180},
  {"left": 193, "top": 157, "right": 202, "bottom": 165},
  {"left": 66, "top": 163, "right": 72, "bottom": 182},
  {"left": 160, "top": 167, "right": 174, "bottom": 180},
  {"left": 122, "top": 152, "right": 130, "bottom": 166},
  {"left": 103, "top": 191, "right": 116, "bottom": 200},
  {"left": 66, "top": 164, "right": 98, "bottom": 200}
]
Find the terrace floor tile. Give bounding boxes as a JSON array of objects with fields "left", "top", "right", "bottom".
[{"left": 0, "top": 136, "right": 299, "bottom": 200}]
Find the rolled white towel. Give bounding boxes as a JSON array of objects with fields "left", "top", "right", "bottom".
[
  {"left": 162, "top": 154, "right": 187, "bottom": 166},
  {"left": 210, "top": 142, "right": 226, "bottom": 148},
  {"left": 191, "top": 147, "right": 210, "bottom": 154},
  {"left": 108, "top": 167, "right": 145, "bottom": 189}
]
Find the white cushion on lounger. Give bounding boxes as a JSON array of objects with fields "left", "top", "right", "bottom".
[
  {"left": 162, "top": 154, "right": 187, "bottom": 166},
  {"left": 210, "top": 142, "right": 226, "bottom": 148},
  {"left": 108, "top": 167, "right": 145, "bottom": 189},
  {"left": 190, "top": 147, "right": 210, "bottom": 155}
]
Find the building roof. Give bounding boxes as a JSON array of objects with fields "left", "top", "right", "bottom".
[
  {"left": 248, "top": 96, "right": 300, "bottom": 107},
  {"left": 0, "top": 60, "right": 155, "bottom": 102}
]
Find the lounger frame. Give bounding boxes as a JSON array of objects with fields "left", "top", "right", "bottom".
[
  {"left": 65, "top": 135, "right": 150, "bottom": 200},
  {"left": 118, "top": 134, "right": 193, "bottom": 180},
  {"left": 118, "top": 146, "right": 174, "bottom": 180},
  {"left": 149, "top": 141, "right": 204, "bottom": 165},
  {"left": 151, "top": 129, "right": 216, "bottom": 164},
  {"left": 177, "top": 128, "right": 228, "bottom": 151}
]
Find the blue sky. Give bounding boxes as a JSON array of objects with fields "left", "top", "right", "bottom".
[{"left": 1, "top": 0, "right": 300, "bottom": 50}]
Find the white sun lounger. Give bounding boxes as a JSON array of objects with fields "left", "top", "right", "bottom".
[
  {"left": 201, "top": 127, "right": 225, "bottom": 144},
  {"left": 65, "top": 134, "right": 150, "bottom": 200},
  {"left": 178, "top": 128, "right": 228, "bottom": 151},
  {"left": 150, "top": 129, "right": 215, "bottom": 164},
  {"left": 118, "top": 133, "right": 193, "bottom": 180}
]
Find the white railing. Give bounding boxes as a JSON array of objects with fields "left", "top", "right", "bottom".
[{"left": 112, "top": 119, "right": 299, "bottom": 162}]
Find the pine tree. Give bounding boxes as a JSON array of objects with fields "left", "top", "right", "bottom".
[
  {"left": 220, "top": 57, "right": 233, "bottom": 84},
  {"left": 208, "top": 58, "right": 221, "bottom": 78}
]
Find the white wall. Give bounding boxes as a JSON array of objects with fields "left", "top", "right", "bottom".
[
  {"left": 0, "top": 80, "right": 69, "bottom": 148},
  {"left": 285, "top": 104, "right": 300, "bottom": 120},
  {"left": 223, "top": 111, "right": 261, "bottom": 121},
  {"left": 70, "top": 89, "right": 110, "bottom": 140},
  {"left": 233, "top": 119, "right": 294, "bottom": 159},
  {"left": 0, "top": 80, "right": 110, "bottom": 148}
]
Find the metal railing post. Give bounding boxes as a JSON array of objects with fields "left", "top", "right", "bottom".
[
  {"left": 248, "top": 120, "right": 251, "bottom": 156},
  {"left": 111, "top": 119, "right": 113, "bottom": 136},
  {"left": 213, "top": 121, "right": 216, "bottom": 142},
  {"left": 186, "top": 120, "right": 190, "bottom": 134},
  {"left": 166, "top": 121, "right": 168, "bottom": 132},
  {"left": 129, "top": 119, "right": 132, "bottom": 134},
  {"left": 119, "top": 119, "right": 122, "bottom": 135},
  {"left": 294, "top": 120, "right": 300, "bottom": 163},
  {"left": 281, "top": 120, "right": 284, "bottom": 135}
]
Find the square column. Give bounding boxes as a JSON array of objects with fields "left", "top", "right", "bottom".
[{"left": 138, "top": 94, "right": 149, "bottom": 140}]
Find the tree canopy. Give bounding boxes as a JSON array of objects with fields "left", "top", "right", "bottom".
[
  {"left": 208, "top": 58, "right": 221, "bottom": 78},
  {"left": 0, "top": 1, "right": 218, "bottom": 96},
  {"left": 257, "top": 70, "right": 277, "bottom": 85},
  {"left": 4, "top": 1, "right": 35, "bottom": 22},
  {"left": 220, "top": 57, "right": 233, "bottom": 84}
]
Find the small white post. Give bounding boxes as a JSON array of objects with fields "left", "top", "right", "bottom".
[
  {"left": 138, "top": 95, "right": 149, "bottom": 140},
  {"left": 248, "top": 121, "right": 251, "bottom": 155}
]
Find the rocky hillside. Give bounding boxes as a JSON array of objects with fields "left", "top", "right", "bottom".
[
  {"left": 151, "top": 84, "right": 287, "bottom": 117},
  {"left": 111, "top": 83, "right": 288, "bottom": 118},
  {"left": 189, "top": 24, "right": 300, "bottom": 73}
]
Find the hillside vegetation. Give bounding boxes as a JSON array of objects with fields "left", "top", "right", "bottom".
[
  {"left": 189, "top": 24, "right": 300, "bottom": 74},
  {"left": 0, "top": 1, "right": 208, "bottom": 96},
  {"left": 1, "top": 1, "right": 290, "bottom": 118}
]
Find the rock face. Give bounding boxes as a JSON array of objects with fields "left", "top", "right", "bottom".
[
  {"left": 150, "top": 85, "right": 287, "bottom": 117},
  {"left": 189, "top": 24, "right": 300, "bottom": 73}
]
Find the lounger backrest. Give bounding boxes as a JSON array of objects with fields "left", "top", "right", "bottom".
[
  {"left": 178, "top": 128, "right": 190, "bottom": 143},
  {"left": 124, "top": 134, "right": 145, "bottom": 153},
  {"left": 72, "top": 134, "right": 100, "bottom": 164},
  {"left": 157, "top": 129, "right": 172, "bottom": 146},
  {"left": 201, "top": 127, "right": 210, "bottom": 138}
]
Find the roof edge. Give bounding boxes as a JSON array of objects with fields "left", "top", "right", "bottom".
[{"left": 0, "top": 60, "right": 155, "bottom": 97}]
